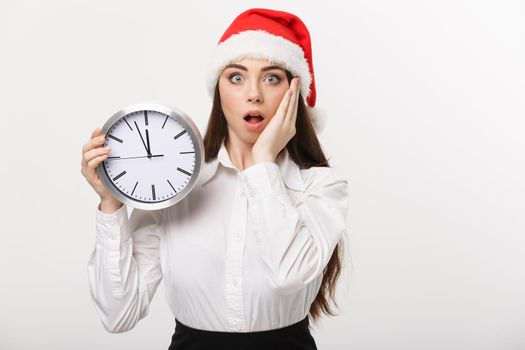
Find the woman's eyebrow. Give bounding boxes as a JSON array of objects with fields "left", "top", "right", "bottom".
[
  {"left": 261, "top": 65, "right": 285, "bottom": 72},
  {"left": 222, "top": 64, "right": 285, "bottom": 72}
]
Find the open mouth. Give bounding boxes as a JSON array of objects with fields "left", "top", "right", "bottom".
[{"left": 243, "top": 114, "right": 264, "bottom": 124}]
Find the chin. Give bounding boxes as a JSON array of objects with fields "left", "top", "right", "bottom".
[
  {"left": 227, "top": 129, "right": 258, "bottom": 145},
  {"left": 243, "top": 134, "right": 259, "bottom": 145}
]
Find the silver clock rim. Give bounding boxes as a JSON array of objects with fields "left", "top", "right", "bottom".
[{"left": 96, "top": 102, "right": 204, "bottom": 211}]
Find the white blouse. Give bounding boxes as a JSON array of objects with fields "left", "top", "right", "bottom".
[{"left": 87, "top": 141, "right": 349, "bottom": 333}]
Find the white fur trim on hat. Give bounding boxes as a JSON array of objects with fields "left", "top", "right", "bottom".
[
  {"left": 206, "top": 30, "right": 312, "bottom": 100},
  {"left": 307, "top": 106, "right": 326, "bottom": 133}
]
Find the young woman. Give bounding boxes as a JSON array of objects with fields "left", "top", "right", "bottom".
[{"left": 81, "top": 8, "right": 349, "bottom": 350}]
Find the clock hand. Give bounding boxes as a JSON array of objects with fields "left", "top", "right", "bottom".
[
  {"left": 134, "top": 121, "right": 150, "bottom": 155},
  {"left": 146, "top": 129, "right": 152, "bottom": 155},
  {"left": 108, "top": 154, "right": 164, "bottom": 160}
]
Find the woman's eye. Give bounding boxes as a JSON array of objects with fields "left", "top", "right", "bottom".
[
  {"left": 227, "top": 73, "right": 281, "bottom": 84},
  {"left": 229, "top": 74, "right": 243, "bottom": 83},
  {"left": 265, "top": 75, "right": 281, "bottom": 84}
]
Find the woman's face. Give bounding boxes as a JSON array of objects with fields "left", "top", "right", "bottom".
[{"left": 218, "top": 58, "right": 290, "bottom": 145}]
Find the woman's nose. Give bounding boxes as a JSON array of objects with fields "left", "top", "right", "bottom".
[
  {"left": 248, "top": 95, "right": 262, "bottom": 103},
  {"left": 247, "top": 82, "right": 263, "bottom": 103}
]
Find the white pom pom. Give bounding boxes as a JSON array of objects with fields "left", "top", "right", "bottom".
[{"left": 306, "top": 106, "right": 327, "bottom": 133}]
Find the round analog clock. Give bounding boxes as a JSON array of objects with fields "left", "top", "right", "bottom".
[{"left": 96, "top": 103, "right": 204, "bottom": 210}]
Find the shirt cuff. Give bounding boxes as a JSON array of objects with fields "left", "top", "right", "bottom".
[
  {"left": 237, "top": 162, "right": 288, "bottom": 198},
  {"left": 95, "top": 204, "right": 130, "bottom": 243}
]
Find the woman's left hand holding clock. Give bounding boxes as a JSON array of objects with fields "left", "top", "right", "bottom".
[{"left": 81, "top": 127, "right": 123, "bottom": 214}]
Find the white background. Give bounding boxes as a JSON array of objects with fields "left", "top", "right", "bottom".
[{"left": 1, "top": 0, "right": 524, "bottom": 349}]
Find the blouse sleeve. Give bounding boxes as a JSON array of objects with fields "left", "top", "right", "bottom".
[
  {"left": 87, "top": 204, "right": 164, "bottom": 333},
  {"left": 238, "top": 162, "right": 349, "bottom": 295}
]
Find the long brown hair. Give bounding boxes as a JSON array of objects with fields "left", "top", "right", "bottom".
[{"left": 202, "top": 70, "right": 345, "bottom": 325}]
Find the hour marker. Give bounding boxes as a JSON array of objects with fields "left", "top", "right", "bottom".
[
  {"left": 131, "top": 181, "right": 138, "bottom": 196},
  {"left": 177, "top": 167, "right": 192, "bottom": 176},
  {"left": 162, "top": 115, "right": 168, "bottom": 129},
  {"left": 144, "top": 111, "right": 148, "bottom": 126},
  {"left": 151, "top": 184, "right": 156, "bottom": 200},
  {"left": 167, "top": 179, "right": 177, "bottom": 193},
  {"left": 123, "top": 117, "right": 133, "bottom": 131},
  {"left": 180, "top": 151, "right": 194, "bottom": 154},
  {"left": 108, "top": 156, "right": 121, "bottom": 159},
  {"left": 112, "top": 170, "right": 127, "bottom": 181},
  {"left": 174, "top": 130, "right": 187, "bottom": 140},
  {"left": 108, "top": 134, "right": 123, "bottom": 143}
]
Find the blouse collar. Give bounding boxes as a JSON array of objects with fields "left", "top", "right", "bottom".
[{"left": 197, "top": 140, "right": 305, "bottom": 192}]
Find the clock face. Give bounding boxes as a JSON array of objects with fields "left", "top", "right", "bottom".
[{"left": 97, "top": 104, "right": 203, "bottom": 210}]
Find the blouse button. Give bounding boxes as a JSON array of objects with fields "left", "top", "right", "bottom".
[
  {"left": 233, "top": 234, "right": 241, "bottom": 242},
  {"left": 233, "top": 280, "right": 239, "bottom": 287}
]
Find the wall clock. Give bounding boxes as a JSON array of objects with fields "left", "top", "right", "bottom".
[{"left": 96, "top": 103, "right": 204, "bottom": 210}]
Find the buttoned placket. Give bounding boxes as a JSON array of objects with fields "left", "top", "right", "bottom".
[{"left": 224, "top": 175, "right": 248, "bottom": 331}]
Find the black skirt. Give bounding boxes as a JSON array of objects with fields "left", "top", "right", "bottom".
[{"left": 168, "top": 316, "right": 318, "bottom": 350}]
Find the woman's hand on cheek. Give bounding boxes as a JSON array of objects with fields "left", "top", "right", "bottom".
[{"left": 252, "top": 77, "right": 300, "bottom": 164}]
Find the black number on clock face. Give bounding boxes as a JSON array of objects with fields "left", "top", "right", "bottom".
[{"left": 102, "top": 110, "right": 197, "bottom": 203}]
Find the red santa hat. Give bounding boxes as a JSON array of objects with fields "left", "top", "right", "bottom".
[{"left": 206, "top": 8, "right": 326, "bottom": 132}]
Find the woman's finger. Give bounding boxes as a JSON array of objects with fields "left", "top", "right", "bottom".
[
  {"left": 91, "top": 127, "right": 102, "bottom": 138},
  {"left": 290, "top": 79, "right": 300, "bottom": 129},
  {"left": 87, "top": 153, "right": 109, "bottom": 170},
  {"left": 83, "top": 155, "right": 108, "bottom": 185},
  {"left": 274, "top": 87, "right": 293, "bottom": 122},
  {"left": 83, "top": 146, "right": 111, "bottom": 166},
  {"left": 82, "top": 133, "right": 106, "bottom": 153},
  {"left": 82, "top": 134, "right": 105, "bottom": 153},
  {"left": 82, "top": 147, "right": 107, "bottom": 176},
  {"left": 285, "top": 78, "right": 300, "bottom": 125}
]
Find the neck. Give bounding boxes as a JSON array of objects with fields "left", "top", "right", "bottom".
[{"left": 225, "top": 136, "right": 254, "bottom": 171}]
